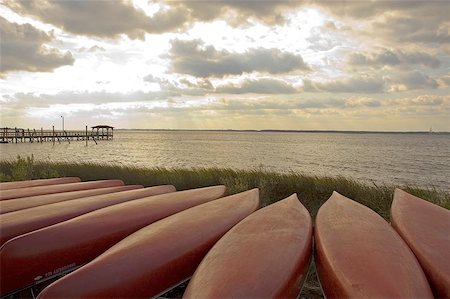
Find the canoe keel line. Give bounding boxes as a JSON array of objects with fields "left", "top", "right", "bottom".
[{"left": 0, "top": 177, "right": 447, "bottom": 298}]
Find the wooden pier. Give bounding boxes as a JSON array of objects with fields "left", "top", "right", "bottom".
[{"left": 0, "top": 125, "right": 113, "bottom": 145}]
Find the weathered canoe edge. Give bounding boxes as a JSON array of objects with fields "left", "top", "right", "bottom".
[
  {"left": 183, "top": 193, "right": 313, "bottom": 298},
  {"left": 391, "top": 188, "right": 450, "bottom": 298},
  {"left": 0, "top": 185, "right": 143, "bottom": 214},
  {"left": 0, "top": 177, "right": 81, "bottom": 190},
  {"left": 0, "top": 180, "right": 125, "bottom": 201},
  {"left": 315, "top": 191, "right": 433, "bottom": 298}
]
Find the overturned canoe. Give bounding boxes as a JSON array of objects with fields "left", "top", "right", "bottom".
[
  {"left": 0, "top": 185, "right": 175, "bottom": 246},
  {"left": 0, "top": 180, "right": 124, "bottom": 201},
  {"left": 184, "top": 194, "right": 313, "bottom": 299},
  {"left": 0, "top": 185, "right": 139, "bottom": 214},
  {"left": 38, "top": 189, "right": 260, "bottom": 299},
  {"left": 391, "top": 189, "right": 450, "bottom": 298},
  {"left": 0, "top": 177, "right": 81, "bottom": 191},
  {"left": 315, "top": 192, "right": 433, "bottom": 298},
  {"left": 0, "top": 186, "right": 226, "bottom": 296}
]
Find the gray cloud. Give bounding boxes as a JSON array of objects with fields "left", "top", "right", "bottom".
[
  {"left": 372, "top": 14, "right": 450, "bottom": 45},
  {"left": 345, "top": 97, "right": 381, "bottom": 108},
  {"left": 312, "top": 1, "right": 449, "bottom": 46},
  {"left": 175, "top": 1, "right": 299, "bottom": 25},
  {"left": 388, "top": 71, "right": 439, "bottom": 91},
  {"left": 314, "top": 1, "right": 444, "bottom": 19},
  {"left": 144, "top": 75, "right": 300, "bottom": 95},
  {"left": 349, "top": 49, "right": 441, "bottom": 68},
  {"left": 396, "top": 95, "right": 446, "bottom": 106},
  {"left": 303, "top": 76, "right": 386, "bottom": 93},
  {"left": 0, "top": 17, "right": 74, "bottom": 77},
  {"left": 5, "top": 0, "right": 449, "bottom": 49},
  {"left": 438, "top": 75, "right": 450, "bottom": 87},
  {"left": 7, "top": 90, "right": 179, "bottom": 109},
  {"left": 304, "top": 70, "right": 443, "bottom": 94},
  {"left": 216, "top": 78, "right": 297, "bottom": 94},
  {"left": 143, "top": 75, "right": 213, "bottom": 96},
  {"left": 4, "top": 0, "right": 294, "bottom": 38},
  {"left": 169, "top": 39, "right": 309, "bottom": 78},
  {"left": 5, "top": 0, "right": 188, "bottom": 39},
  {"left": 77, "top": 45, "right": 106, "bottom": 53}
]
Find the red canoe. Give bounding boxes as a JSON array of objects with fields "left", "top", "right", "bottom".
[
  {"left": 37, "top": 189, "right": 260, "bottom": 299},
  {"left": 0, "top": 186, "right": 226, "bottom": 296},
  {"left": 391, "top": 189, "right": 450, "bottom": 298},
  {"left": 0, "top": 185, "right": 139, "bottom": 214},
  {"left": 184, "top": 194, "right": 313, "bottom": 299},
  {"left": 315, "top": 192, "right": 433, "bottom": 298},
  {"left": 0, "top": 185, "right": 175, "bottom": 246},
  {"left": 0, "top": 179, "right": 124, "bottom": 200},
  {"left": 0, "top": 177, "right": 81, "bottom": 191}
]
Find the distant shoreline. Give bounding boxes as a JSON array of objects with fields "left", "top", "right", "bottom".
[{"left": 115, "top": 128, "right": 450, "bottom": 135}]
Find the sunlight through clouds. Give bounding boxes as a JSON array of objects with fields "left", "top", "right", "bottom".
[{"left": 1, "top": 0, "right": 449, "bottom": 131}]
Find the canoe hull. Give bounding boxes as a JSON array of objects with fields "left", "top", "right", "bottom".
[
  {"left": 0, "top": 177, "right": 81, "bottom": 191},
  {"left": 0, "top": 186, "right": 226, "bottom": 296},
  {"left": 0, "top": 185, "right": 140, "bottom": 214},
  {"left": 184, "top": 194, "right": 313, "bottom": 299},
  {"left": 315, "top": 192, "right": 433, "bottom": 298},
  {"left": 391, "top": 189, "right": 450, "bottom": 298},
  {"left": 0, "top": 185, "right": 176, "bottom": 246},
  {"left": 0, "top": 180, "right": 124, "bottom": 200},
  {"left": 37, "top": 189, "right": 260, "bottom": 299}
]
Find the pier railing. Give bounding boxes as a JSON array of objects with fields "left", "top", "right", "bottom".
[{"left": 0, "top": 127, "right": 113, "bottom": 145}]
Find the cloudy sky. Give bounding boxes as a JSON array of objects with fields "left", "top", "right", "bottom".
[{"left": 1, "top": 0, "right": 449, "bottom": 131}]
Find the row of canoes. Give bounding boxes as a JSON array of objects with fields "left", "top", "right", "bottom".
[{"left": 0, "top": 177, "right": 448, "bottom": 298}]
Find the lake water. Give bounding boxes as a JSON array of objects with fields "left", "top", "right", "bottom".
[{"left": 1, "top": 130, "right": 449, "bottom": 190}]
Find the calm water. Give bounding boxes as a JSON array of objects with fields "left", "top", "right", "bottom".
[{"left": 1, "top": 130, "right": 449, "bottom": 190}]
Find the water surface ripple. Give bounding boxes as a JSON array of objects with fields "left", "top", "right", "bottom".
[{"left": 1, "top": 131, "right": 449, "bottom": 190}]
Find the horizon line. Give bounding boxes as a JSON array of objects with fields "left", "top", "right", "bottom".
[{"left": 114, "top": 128, "right": 450, "bottom": 134}]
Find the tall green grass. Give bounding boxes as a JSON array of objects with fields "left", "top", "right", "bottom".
[{"left": 1, "top": 156, "right": 448, "bottom": 220}]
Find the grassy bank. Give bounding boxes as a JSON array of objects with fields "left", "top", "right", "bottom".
[
  {"left": 1, "top": 156, "right": 448, "bottom": 220},
  {"left": 1, "top": 156, "right": 449, "bottom": 298}
]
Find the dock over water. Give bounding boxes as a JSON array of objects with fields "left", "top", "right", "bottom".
[{"left": 0, "top": 125, "right": 113, "bottom": 144}]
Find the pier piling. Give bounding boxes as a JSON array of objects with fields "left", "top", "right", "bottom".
[{"left": 0, "top": 125, "right": 113, "bottom": 145}]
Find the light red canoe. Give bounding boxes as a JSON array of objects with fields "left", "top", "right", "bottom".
[
  {"left": 37, "top": 189, "right": 260, "bottom": 299},
  {"left": 0, "top": 177, "right": 81, "bottom": 191},
  {"left": 0, "top": 185, "right": 139, "bottom": 214},
  {"left": 184, "top": 194, "right": 313, "bottom": 299},
  {"left": 391, "top": 189, "right": 450, "bottom": 298},
  {"left": 0, "top": 185, "right": 226, "bottom": 296},
  {"left": 0, "top": 185, "right": 175, "bottom": 246},
  {"left": 0, "top": 180, "right": 124, "bottom": 200},
  {"left": 315, "top": 192, "right": 433, "bottom": 298}
]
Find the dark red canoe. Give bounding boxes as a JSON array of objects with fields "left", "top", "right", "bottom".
[
  {"left": 0, "top": 177, "right": 81, "bottom": 190},
  {"left": 315, "top": 192, "right": 433, "bottom": 298},
  {"left": 0, "top": 185, "right": 139, "bottom": 214},
  {"left": 0, "top": 180, "right": 124, "bottom": 200},
  {"left": 37, "top": 189, "right": 260, "bottom": 299},
  {"left": 0, "top": 185, "right": 175, "bottom": 246},
  {"left": 184, "top": 194, "right": 313, "bottom": 299},
  {"left": 0, "top": 186, "right": 226, "bottom": 296},
  {"left": 391, "top": 189, "right": 450, "bottom": 298}
]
